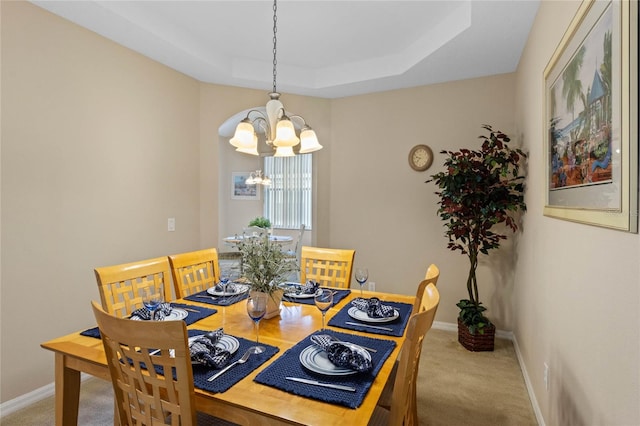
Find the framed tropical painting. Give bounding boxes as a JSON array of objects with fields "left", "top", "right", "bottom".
[{"left": 543, "top": 0, "right": 637, "bottom": 232}]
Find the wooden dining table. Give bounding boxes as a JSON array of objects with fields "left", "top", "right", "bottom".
[{"left": 41, "top": 288, "right": 414, "bottom": 426}]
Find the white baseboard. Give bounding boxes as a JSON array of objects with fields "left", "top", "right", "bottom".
[
  {"left": 512, "top": 334, "right": 545, "bottom": 426},
  {"left": 432, "top": 320, "right": 542, "bottom": 426},
  {"left": 0, "top": 373, "right": 93, "bottom": 419},
  {"left": 432, "top": 320, "right": 514, "bottom": 340}
]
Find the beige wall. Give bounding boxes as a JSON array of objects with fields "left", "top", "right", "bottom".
[
  {"left": 1, "top": 2, "right": 202, "bottom": 400},
  {"left": 2, "top": 2, "right": 639, "bottom": 425},
  {"left": 514, "top": 1, "right": 639, "bottom": 424},
  {"left": 328, "top": 74, "right": 520, "bottom": 328}
]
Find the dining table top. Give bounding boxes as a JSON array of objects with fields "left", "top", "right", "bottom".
[{"left": 41, "top": 287, "right": 415, "bottom": 426}]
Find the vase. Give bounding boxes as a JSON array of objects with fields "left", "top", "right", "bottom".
[
  {"left": 457, "top": 318, "right": 495, "bottom": 352},
  {"left": 250, "top": 289, "right": 284, "bottom": 319}
]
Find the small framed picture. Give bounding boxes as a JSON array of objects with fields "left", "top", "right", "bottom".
[{"left": 231, "top": 172, "right": 260, "bottom": 200}]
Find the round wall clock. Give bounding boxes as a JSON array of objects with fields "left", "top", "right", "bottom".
[{"left": 408, "top": 144, "right": 433, "bottom": 171}]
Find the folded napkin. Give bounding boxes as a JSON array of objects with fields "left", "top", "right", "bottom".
[
  {"left": 254, "top": 331, "right": 395, "bottom": 408},
  {"left": 351, "top": 297, "right": 395, "bottom": 318},
  {"left": 189, "top": 328, "right": 231, "bottom": 368},
  {"left": 310, "top": 334, "right": 372, "bottom": 372},
  {"left": 213, "top": 282, "right": 238, "bottom": 293},
  {"left": 130, "top": 303, "right": 172, "bottom": 321},
  {"left": 303, "top": 280, "right": 319, "bottom": 294}
]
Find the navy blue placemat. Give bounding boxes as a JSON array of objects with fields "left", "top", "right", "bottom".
[
  {"left": 282, "top": 288, "right": 351, "bottom": 305},
  {"left": 187, "top": 330, "right": 279, "bottom": 394},
  {"left": 80, "top": 303, "right": 218, "bottom": 339},
  {"left": 327, "top": 300, "right": 412, "bottom": 337},
  {"left": 254, "top": 330, "right": 396, "bottom": 408},
  {"left": 184, "top": 289, "right": 249, "bottom": 306}
]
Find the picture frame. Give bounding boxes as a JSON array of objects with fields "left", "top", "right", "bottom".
[
  {"left": 231, "top": 172, "right": 260, "bottom": 200},
  {"left": 543, "top": 0, "right": 637, "bottom": 233}
]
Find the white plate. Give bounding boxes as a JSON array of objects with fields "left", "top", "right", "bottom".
[
  {"left": 207, "top": 283, "right": 250, "bottom": 297},
  {"left": 188, "top": 334, "right": 239, "bottom": 355},
  {"left": 347, "top": 306, "right": 400, "bottom": 323},
  {"left": 299, "top": 344, "right": 371, "bottom": 376},
  {"left": 279, "top": 282, "right": 321, "bottom": 299},
  {"left": 172, "top": 334, "right": 240, "bottom": 363},
  {"left": 163, "top": 308, "right": 188, "bottom": 321}
]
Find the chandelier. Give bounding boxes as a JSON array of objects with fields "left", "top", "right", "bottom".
[
  {"left": 229, "top": 0, "right": 322, "bottom": 157},
  {"left": 245, "top": 170, "right": 271, "bottom": 186}
]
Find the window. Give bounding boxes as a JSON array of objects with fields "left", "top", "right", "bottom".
[{"left": 263, "top": 154, "right": 312, "bottom": 230}]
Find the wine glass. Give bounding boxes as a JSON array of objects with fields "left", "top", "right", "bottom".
[
  {"left": 355, "top": 267, "right": 369, "bottom": 297},
  {"left": 142, "top": 287, "right": 163, "bottom": 320},
  {"left": 314, "top": 288, "right": 334, "bottom": 331},
  {"left": 246, "top": 293, "right": 268, "bottom": 354},
  {"left": 219, "top": 268, "right": 232, "bottom": 295}
]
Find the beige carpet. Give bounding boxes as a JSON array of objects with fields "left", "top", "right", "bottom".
[{"left": 2, "top": 328, "right": 537, "bottom": 425}]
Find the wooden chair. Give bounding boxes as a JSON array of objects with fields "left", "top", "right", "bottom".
[
  {"left": 414, "top": 263, "right": 440, "bottom": 313},
  {"left": 281, "top": 224, "right": 306, "bottom": 281},
  {"left": 168, "top": 248, "right": 220, "bottom": 298},
  {"left": 94, "top": 256, "right": 173, "bottom": 318},
  {"left": 91, "top": 300, "right": 196, "bottom": 425},
  {"left": 373, "top": 283, "right": 440, "bottom": 426},
  {"left": 299, "top": 246, "right": 355, "bottom": 288},
  {"left": 425, "top": 263, "right": 440, "bottom": 282},
  {"left": 284, "top": 224, "right": 306, "bottom": 260}
]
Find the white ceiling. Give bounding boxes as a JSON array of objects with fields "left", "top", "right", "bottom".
[{"left": 31, "top": 0, "right": 540, "bottom": 99}]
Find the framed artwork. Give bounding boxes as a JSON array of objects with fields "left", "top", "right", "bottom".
[
  {"left": 231, "top": 172, "right": 260, "bottom": 200},
  {"left": 543, "top": 0, "right": 637, "bottom": 233}
]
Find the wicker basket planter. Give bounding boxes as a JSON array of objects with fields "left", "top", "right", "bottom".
[{"left": 457, "top": 318, "right": 495, "bottom": 352}]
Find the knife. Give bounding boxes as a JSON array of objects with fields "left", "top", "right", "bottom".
[
  {"left": 345, "top": 322, "right": 394, "bottom": 332},
  {"left": 285, "top": 377, "right": 356, "bottom": 392}
]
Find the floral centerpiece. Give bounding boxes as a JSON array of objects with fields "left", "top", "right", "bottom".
[{"left": 237, "top": 233, "right": 298, "bottom": 317}]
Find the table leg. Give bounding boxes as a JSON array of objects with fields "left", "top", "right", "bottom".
[{"left": 55, "top": 353, "right": 81, "bottom": 426}]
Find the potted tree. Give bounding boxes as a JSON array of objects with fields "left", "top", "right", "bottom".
[
  {"left": 427, "top": 125, "right": 527, "bottom": 351},
  {"left": 237, "top": 233, "right": 297, "bottom": 318}
]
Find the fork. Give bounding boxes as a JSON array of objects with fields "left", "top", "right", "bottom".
[{"left": 207, "top": 348, "right": 254, "bottom": 381}]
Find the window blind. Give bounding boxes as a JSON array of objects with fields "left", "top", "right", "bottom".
[{"left": 263, "top": 154, "right": 312, "bottom": 230}]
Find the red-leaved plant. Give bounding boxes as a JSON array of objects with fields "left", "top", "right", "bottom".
[{"left": 427, "top": 125, "right": 527, "bottom": 334}]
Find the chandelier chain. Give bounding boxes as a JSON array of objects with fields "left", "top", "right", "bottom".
[{"left": 272, "top": 0, "right": 278, "bottom": 93}]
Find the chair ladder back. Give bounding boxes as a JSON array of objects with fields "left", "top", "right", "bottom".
[
  {"left": 413, "top": 264, "right": 440, "bottom": 314},
  {"left": 389, "top": 284, "right": 439, "bottom": 426},
  {"left": 425, "top": 263, "right": 440, "bottom": 282},
  {"left": 168, "top": 248, "right": 219, "bottom": 298},
  {"left": 94, "top": 257, "right": 173, "bottom": 318},
  {"left": 300, "top": 246, "right": 355, "bottom": 289},
  {"left": 91, "top": 301, "right": 196, "bottom": 425}
]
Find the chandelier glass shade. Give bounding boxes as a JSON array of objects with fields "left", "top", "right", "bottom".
[
  {"left": 229, "top": 0, "right": 322, "bottom": 158},
  {"left": 245, "top": 170, "right": 271, "bottom": 186}
]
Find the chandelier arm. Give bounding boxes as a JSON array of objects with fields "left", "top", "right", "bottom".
[
  {"left": 272, "top": 0, "right": 278, "bottom": 94},
  {"left": 288, "top": 115, "right": 307, "bottom": 126},
  {"left": 245, "top": 112, "right": 272, "bottom": 139},
  {"left": 230, "top": 0, "right": 321, "bottom": 158},
  {"left": 245, "top": 109, "right": 267, "bottom": 120}
]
